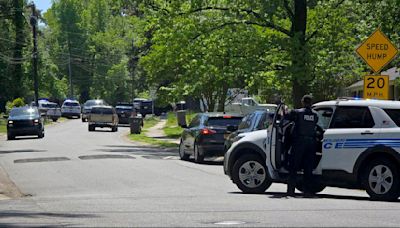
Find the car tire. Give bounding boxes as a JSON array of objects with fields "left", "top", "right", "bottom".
[
  {"left": 362, "top": 157, "right": 400, "bottom": 201},
  {"left": 179, "top": 139, "right": 189, "bottom": 161},
  {"left": 52, "top": 118, "right": 57, "bottom": 122},
  {"left": 295, "top": 181, "right": 326, "bottom": 194},
  {"left": 7, "top": 133, "right": 14, "bottom": 140},
  {"left": 232, "top": 154, "right": 272, "bottom": 194},
  {"left": 82, "top": 118, "right": 86, "bottom": 122},
  {"left": 88, "top": 125, "right": 95, "bottom": 131},
  {"left": 38, "top": 131, "right": 44, "bottom": 138},
  {"left": 194, "top": 144, "right": 204, "bottom": 163}
]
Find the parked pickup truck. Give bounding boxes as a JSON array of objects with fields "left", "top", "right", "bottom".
[
  {"left": 225, "top": 97, "right": 277, "bottom": 115},
  {"left": 88, "top": 106, "right": 119, "bottom": 132}
]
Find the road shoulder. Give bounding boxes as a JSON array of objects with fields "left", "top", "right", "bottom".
[{"left": 0, "top": 164, "right": 24, "bottom": 200}]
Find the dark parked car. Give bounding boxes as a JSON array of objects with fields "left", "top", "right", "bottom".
[
  {"left": 179, "top": 113, "right": 243, "bottom": 163},
  {"left": 5, "top": 106, "right": 44, "bottom": 140},
  {"left": 133, "top": 98, "right": 153, "bottom": 117},
  {"left": 224, "top": 110, "right": 272, "bottom": 152},
  {"left": 115, "top": 102, "right": 135, "bottom": 124}
]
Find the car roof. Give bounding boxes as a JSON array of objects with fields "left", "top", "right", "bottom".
[
  {"left": 314, "top": 99, "right": 400, "bottom": 109},
  {"left": 63, "top": 99, "right": 79, "bottom": 103},
  {"left": 91, "top": 105, "right": 113, "bottom": 109},
  {"left": 200, "top": 112, "right": 243, "bottom": 118},
  {"left": 12, "top": 106, "right": 38, "bottom": 111}
]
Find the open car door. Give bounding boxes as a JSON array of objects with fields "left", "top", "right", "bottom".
[{"left": 268, "top": 103, "right": 292, "bottom": 170}]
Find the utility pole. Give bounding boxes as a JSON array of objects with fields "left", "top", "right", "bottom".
[
  {"left": 29, "top": 2, "right": 39, "bottom": 107},
  {"left": 67, "top": 42, "right": 73, "bottom": 98}
]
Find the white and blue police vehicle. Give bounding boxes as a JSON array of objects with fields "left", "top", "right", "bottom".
[{"left": 224, "top": 98, "right": 400, "bottom": 201}]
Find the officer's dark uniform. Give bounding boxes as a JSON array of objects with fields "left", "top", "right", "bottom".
[{"left": 286, "top": 104, "right": 319, "bottom": 196}]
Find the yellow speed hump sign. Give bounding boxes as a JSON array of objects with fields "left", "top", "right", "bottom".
[
  {"left": 356, "top": 28, "right": 398, "bottom": 73},
  {"left": 363, "top": 75, "right": 389, "bottom": 100}
]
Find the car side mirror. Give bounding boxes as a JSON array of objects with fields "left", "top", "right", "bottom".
[
  {"left": 3, "top": 115, "right": 8, "bottom": 119},
  {"left": 227, "top": 125, "right": 238, "bottom": 132}
]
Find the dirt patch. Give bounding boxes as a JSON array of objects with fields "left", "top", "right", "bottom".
[{"left": 0, "top": 165, "right": 24, "bottom": 199}]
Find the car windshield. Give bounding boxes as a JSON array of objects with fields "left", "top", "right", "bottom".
[
  {"left": 64, "top": 102, "right": 79, "bottom": 106},
  {"left": 91, "top": 108, "right": 113, "bottom": 114},
  {"left": 10, "top": 107, "right": 39, "bottom": 118},
  {"left": 84, "top": 100, "right": 104, "bottom": 107},
  {"left": 207, "top": 117, "right": 243, "bottom": 127},
  {"left": 42, "top": 103, "right": 58, "bottom": 108},
  {"left": 116, "top": 106, "right": 133, "bottom": 111}
]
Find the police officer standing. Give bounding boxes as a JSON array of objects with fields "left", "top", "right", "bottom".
[{"left": 286, "top": 95, "right": 319, "bottom": 197}]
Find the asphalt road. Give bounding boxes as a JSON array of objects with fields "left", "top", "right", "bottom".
[{"left": 0, "top": 119, "right": 400, "bottom": 227}]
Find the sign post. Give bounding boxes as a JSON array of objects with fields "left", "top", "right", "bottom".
[{"left": 355, "top": 28, "right": 398, "bottom": 100}]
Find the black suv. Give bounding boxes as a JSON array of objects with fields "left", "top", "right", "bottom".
[{"left": 6, "top": 106, "right": 44, "bottom": 140}]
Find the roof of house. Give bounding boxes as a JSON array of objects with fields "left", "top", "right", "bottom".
[{"left": 346, "top": 67, "right": 400, "bottom": 90}]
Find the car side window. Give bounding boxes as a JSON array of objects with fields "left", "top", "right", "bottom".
[
  {"left": 330, "top": 106, "right": 375, "bottom": 128},
  {"left": 238, "top": 114, "right": 253, "bottom": 130},
  {"left": 238, "top": 115, "right": 249, "bottom": 130},
  {"left": 314, "top": 108, "right": 333, "bottom": 130},
  {"left": 188, "top": 115, "right": 200, "bottom": 128},
  {"left": 256, "top": 113, "right": 268, "bottom": 130}
]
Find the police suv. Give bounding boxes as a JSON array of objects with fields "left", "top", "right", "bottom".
[{"left": 224, "top": 98, "right": 400, "bottom": 201}]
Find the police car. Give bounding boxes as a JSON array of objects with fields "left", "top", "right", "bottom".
[
  {"left": 61, "top": 99, "right": 81, "bottom": 118},
  {"left": 224, "top": 98, "right": 400, "bottom": 201}
]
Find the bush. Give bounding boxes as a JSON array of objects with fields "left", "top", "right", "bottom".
[{"left": 5, "top": 97, "right": 25, "bottom": 114}]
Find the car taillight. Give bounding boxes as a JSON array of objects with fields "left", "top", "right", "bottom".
[
  {"left": 200, "top": 128, "right": 216, "bottom": 135},
  {"left": 223, "top": 115, "right": 232, "bottom": 118}
]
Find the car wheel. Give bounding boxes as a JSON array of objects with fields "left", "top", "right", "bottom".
[
  {"left": 232, "top": 154, "right": 272, "bottom": 194},
  {"left": 82, "top": 118, "right": 86, "bottom": 122},
  {"left": 88, "top": 125, "right": 95, "bottom": 131},
  {"left": 52, "top": 118, "right": 57, "bottom": 122},
  {"left": 179, "top": 139, "right": 189, "bottom": 161},
  {"left": 7, "top": 133, "right": 14, "bottom": 140},
  {"left": 194, "top": 143, "right": 204, "bottom": 163},
  {"left": 38, "top": 131, "right": 44, "bottom": 138},
  {"left": 295, "top": 181, "right": 326, "bottom": 194},
  {"left": 362, "top": 158, "right": 400, "bottom": 201}
]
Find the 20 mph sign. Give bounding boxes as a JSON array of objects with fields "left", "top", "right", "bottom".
[
  {"left": 356, "top": 28, "right": 398, "bottom": 73},
  {"left": 363, "top": 75, "right": 389, "bottom": 100}
]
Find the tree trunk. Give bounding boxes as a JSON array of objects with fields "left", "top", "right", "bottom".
[
  {"left": 12, "top": 0, "right": 24, "bottom": 98},
  {"left": 217, "top": 83, "right": 228, "bottom": 112},
  {"left": 291, "top": 0, "right": 308, "bottom": 108}
]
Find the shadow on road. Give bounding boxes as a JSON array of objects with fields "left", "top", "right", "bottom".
[
  {"left": 90, "top": 129, "right": 114, "bottom": 133},
  {"left": 99, "top": 145, "right": 223, "bottom": 164},
  {"left": 229, "top": 191, "right": 400, "bottom": 202},
  {"left": 0, "top": 210, "right": 98, "bottom": 219},
  {"left": 190, "top": 160, "right": 223, "bottom": 166},
  {"left": 0, "top": 149, "right": 47, "bottom": 154},
  {"left": 96, "top": 145, "right": 178, "bottom": 158},
  {"left": 8, "top": 137, "right": 40, "bottom": 141}
]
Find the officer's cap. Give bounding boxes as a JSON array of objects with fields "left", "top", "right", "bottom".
[{"left": 302, "top": 95, "right": 313, "bottom": 103}]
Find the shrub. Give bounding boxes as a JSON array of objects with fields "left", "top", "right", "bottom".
[{"left": 5, "top": 97, "right": 25, "bottom": 114}]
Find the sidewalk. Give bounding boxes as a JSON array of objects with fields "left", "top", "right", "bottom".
[{"left": 144, "top": 119, "right": 180, "bottom": 144}]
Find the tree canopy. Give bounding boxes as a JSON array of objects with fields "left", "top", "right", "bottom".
[{"left": 0, "top": 0, "right": 399, "bottom": 111}]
